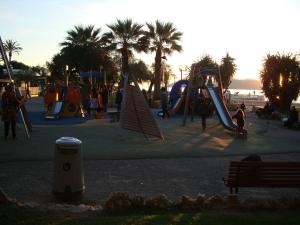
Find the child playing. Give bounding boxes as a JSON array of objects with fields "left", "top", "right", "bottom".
[{"left": 232, "top": 109, "right": 247, "bottom": 135}]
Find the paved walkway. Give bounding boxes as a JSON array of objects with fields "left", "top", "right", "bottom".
[{"left": 0, "top": 153, "right": 299, "bottom": 204}]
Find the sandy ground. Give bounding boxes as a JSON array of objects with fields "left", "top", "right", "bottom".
[{"left": 0, "top": 97, "right": 300, "bottom": 204}]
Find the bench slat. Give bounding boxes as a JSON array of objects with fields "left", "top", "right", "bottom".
[{"left": 225, "top": 161, "right": 300, "bottom": 193}]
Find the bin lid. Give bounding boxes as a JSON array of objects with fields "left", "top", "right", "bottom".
[{"left": 55, "top": 137, "right": 82, "bottom": 145}]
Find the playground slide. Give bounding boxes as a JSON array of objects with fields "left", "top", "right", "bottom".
[
  {"left": 207, "top": 86, "right": 237, "bottom": 131},
  {"left": 45, "top": 101, "right": 64, "bottom": 119},
  {"left": 168, "top": 96, "right": 184, "bottom": 115}
]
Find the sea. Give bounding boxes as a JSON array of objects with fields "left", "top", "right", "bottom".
[
  {"left": 140, "top": 82, "right": 300, "bottom": 104},
  {"left": 229, "top": 88, "right": 300, "bottom": 104}
]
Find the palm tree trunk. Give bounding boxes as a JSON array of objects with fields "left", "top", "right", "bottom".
[
  {"left": 120, "top": 47, "right": 129, "bottom": 87},
  {"left": 8, "top": 52, "right": 12, "bottom": 63},
  {"left": 153, "top": 49, "right": 162, "bottom": 100}
]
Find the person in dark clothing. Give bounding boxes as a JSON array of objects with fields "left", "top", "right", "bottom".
[
  {"left": 115, "top": 87, "right": 123, "bottom": 112},
  {"left": 90, "top": 87, "right": 99, "bottom": 117},
  {"left": 115, "top": 87, "right": 123, "bottom": 122},
  {"left": 284, "top": 106, "right": 298, "bottom": 128},
  {"left": 189, "top": 85, "right": 197, "bottom": 122},
  {"left": 160, "top": 87, "right": 170, "bottom": 119},
  {"left": 240, "top": 102, "right": 246, "bottom": 112},
  {"left": 1, "top": 84, "right": 22, "bottom": 140},
  {"left": 101, "top": 85, "right": 109, "bottom": 112},
  {"left": 232, "top": 109, "right": 247, "bottom": 134},
  {"left": 199, "top": 99, "right": 209, "bottom": 131}
]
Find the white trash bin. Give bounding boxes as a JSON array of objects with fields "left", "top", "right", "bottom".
[{"left": 53, "top": 137, "right": 85, "bottom": 199}]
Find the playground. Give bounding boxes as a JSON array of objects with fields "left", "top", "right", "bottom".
[{"left": 1, "top": 96, "right": 300, "bottom": 205}]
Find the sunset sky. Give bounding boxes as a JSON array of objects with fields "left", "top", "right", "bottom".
[{"left": 1, "top": 0, "right": 299, "bottom": 80}]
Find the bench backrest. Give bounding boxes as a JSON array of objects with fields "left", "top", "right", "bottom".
[{"left": 227, "top": 161, "right": 300, "bottom": 187}]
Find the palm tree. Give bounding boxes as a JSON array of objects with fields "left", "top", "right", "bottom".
[
  {"left": 59, "top": 25, "right": 108, "bottom": 72},
  {"left": 219, "top": 53, "right": 237, "bottom": 91},
  {"left": 4, "top": 39, "right": 23, "bottom": 62},
  {"left": 60, "top": 25, "right": 102, "bottom": 48},
  {"left": 102, "top": 18, "right": 147, "bottom": 84},
  {"left": 145, "top": 20, "right": 183, "bottom": 100}
]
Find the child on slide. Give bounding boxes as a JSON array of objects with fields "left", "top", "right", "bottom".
[{"left": 232, "top": 109, "right": 247, "bottom": 135}]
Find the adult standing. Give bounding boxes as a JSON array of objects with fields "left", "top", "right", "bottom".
[
  {"left": 1, "top": 84, "right": 22, "bottom": 140},
  {"left": 115, "top": 87, "right": 123, "bottom": 121},
  {"left": 160, "top": 87, "right": 170, "bottom": 119},
  {"left": 115, "top": 87, "right": 122, "bottom": 112},
  {"left": 101, "top": 85, "right": 109, "bottom": 112},
  {"left": 199, "top": 98, "right": 209, "bottom": 131}
]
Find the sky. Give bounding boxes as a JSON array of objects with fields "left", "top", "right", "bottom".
[{"left": 1, "top": 0, "right": 300, "bottom": 80}]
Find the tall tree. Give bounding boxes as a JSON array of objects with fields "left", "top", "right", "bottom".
[
  {"left": 60, "top": 25, "right": 102, "bottom": 46},
  {"left": 103, "top": 19, "right": 147, "bottom": 85},
  {"left": 192, "top": 55, "right": 218, "bottom": 83},
  {"left": 260, "top": 53, "right": 300, "bottom": 111},
  {"left": 60, "top": 25, "right": 107, "bottom": 71},
  {"left": 4, "top": 39, "right": 22, "bottom": 63},
  {"left": 48, "top": 25, "right": 117, "bottom": 84},
  {"left": 129, "top": 60, "right": 153, "bottom": 83},
  {"left": 219, "top": 53, "right": 237, "bottom": 91},
  {"left": 144, "top": 20, "right": 183, "bottom": 100}
]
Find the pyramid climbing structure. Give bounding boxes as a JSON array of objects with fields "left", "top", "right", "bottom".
[{"left": 120, "top": 74, "right": 164, "bottom": 139}]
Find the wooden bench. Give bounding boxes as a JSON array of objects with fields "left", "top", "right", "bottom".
[{"left": 223, "top": 161, "right": 300, "bottom": 194}]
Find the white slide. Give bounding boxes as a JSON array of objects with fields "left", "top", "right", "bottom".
[{"left": 207, "top": 86, "right": 237, "bottom": 131}]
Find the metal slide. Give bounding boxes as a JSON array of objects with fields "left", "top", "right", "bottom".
[
  {"left": 168, "top": 96, "right": 184, "bottom": 115},
  {"left": 207, "top": 86, "right": 237, "bottom": 131}
]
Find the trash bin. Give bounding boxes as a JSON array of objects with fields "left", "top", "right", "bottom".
[{"left": 53, "top": 137, "right": 85, "bottom": 199}]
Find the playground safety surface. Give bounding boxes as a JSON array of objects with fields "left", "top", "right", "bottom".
[{"left": 0, "top": 97, "right": 299, "bottom": 204}]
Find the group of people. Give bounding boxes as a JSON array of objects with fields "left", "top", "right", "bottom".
[
  {"left": 81, "top": 84, "right": 109, "bottom": 117},
  {"left": 256, "top": 102, "right": 275, "bottom": 118},
  {"left": 83, "top": 84, "right": 124, "bottom": 119}
]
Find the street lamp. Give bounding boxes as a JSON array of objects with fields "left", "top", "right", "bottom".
[
  {"left": 179, "top": 65, "right": 183, "bottom": 80},
  {"left": 178, "top": 65, "right": 190, "bottom": 81}
]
